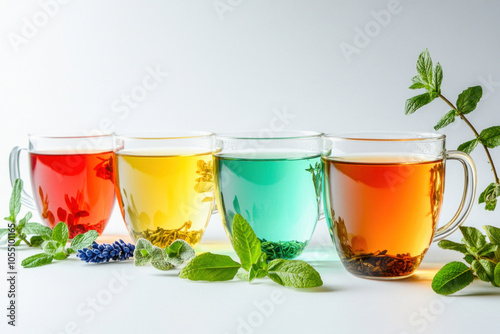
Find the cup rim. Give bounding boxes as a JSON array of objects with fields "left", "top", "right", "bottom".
[
  {"left": 216, "top": 130, "right": 323, "bottom": 140},
  {"left": 323, "top": 131, "right": 446, "bottom": 142},
  {"left": 116, "top": 131, "right": 214, "bottom": 140},
  {"left": 28, "top": 131, "right": 115, "bottom": 140}
]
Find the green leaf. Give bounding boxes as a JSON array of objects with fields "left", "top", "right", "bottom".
[
  {"left": 18, "top": 211, "right": 32, "bottom": 230},
  {"left": 464, "top": 254, "right": 474, "bottom": 265},
  {"left": 460, "top": 226, "right": 487, "bottom": 252},
  {"left": 42, "top": 240, "right": 61, "bottom": 255},
  {"left": 70, "top": 230, "right": 99, "bottom": 251},
  {"left": 179, "top": 252, "right": 241, "bottom": 281},
  {"left": 29, "top": 235, "right": 44, "bottom": 247},
  {"left": 164, "top": 239, "right": 195, "bottom": 266},
  {"left": 66, "top": 247, "right": 76, "bottom": 255},
  {"left": 409, "top": 76, "right": 426, "bottom": 90},
  {"left": 431, "top": 261, "right": 474, "bottom": 295},
  {"left": 478, "top": 183, "right": 500, "bottom": 211},
  {"left": 134, "top": 238, "right": 154, "bottom": 266},
  {"left": 494, "top": 263, "right": 500, "bottom": 286},
  {"left": 477, "top": 243, "right": 498, "bottom": 257},
  {"left": 51, "top": 222, "right": 69, "bottom": 246},
  {"left": 479, "top": 126, "right": 500, "bottom": 148},
  {"left": 0, "top": 228, "right": 8, "bottom": 240},
  {"left": 9, "top": 179, "right": 23, "bottom": 222},
  {"left": 232, "top": 214, "right": 262, "bottom": 271},
  {"left": 267, "top": 259, "right": 323, "bottom": 288},
  {"left": 457, "top": 139, "right": 479, "bottom": 154},
  {"left": 23, "top": 222, "right": 52, "bottom": 237},
  {"left": 456, "top": 86, "right": 482, "bottom": 114},
  {"left": 416, "top": 49, "right": 433, "bottom": 86},
  {"left": 438, "top": 240, "right": 468, "bottom": 254},
  {"left": 150, "top": 246, "right": 173, "bottom": 271},
  {"left": 484, "top": 225, "right": 500, "bottom": 245},
  {"left": 472, "top": 259, "right": 496, "bottom": 282},
  {"left": 404, "top": 93, "right": 436, "bottom": 115},
  {"left": 433, "top": 62, "right": 443, "bottom": 93},
  {"left": 21, "top": 253, "right": 54, "bottom": 268},
  {"left": 434, "top": 110, "right": 456, "bottom": 131},
  {"left": 54, "top": 252, "right": 69, "bottom": 261}
]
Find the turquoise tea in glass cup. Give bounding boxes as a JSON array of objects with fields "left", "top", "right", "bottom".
[{"left": 214, "top": 131, "right": 323, "bottom": 260}]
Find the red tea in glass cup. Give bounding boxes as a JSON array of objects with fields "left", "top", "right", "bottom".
[{"left": 10, "top": 133, "right": 116, "bottom": 238}]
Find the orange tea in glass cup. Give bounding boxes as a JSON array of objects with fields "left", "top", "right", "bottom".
[{"left": 322, "top": 132, "right": 477, "bottom": 279}]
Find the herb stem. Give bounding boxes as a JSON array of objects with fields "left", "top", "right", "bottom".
[{"left": 438, "top": 93, "right": 500, "bottom": 184}]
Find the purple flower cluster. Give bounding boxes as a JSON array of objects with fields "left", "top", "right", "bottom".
[{"left": 77, "top": 240, "right": 135, "bottom": 263}]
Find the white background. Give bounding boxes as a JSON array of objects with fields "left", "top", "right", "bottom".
[{"left": 1, "top": 1, "right": 500, "bottom": 333}]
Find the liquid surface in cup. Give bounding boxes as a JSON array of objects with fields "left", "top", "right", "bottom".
[
  {"left": 30, "top": 151, "right": 115, "bottom": 238},
  {"left": 115, "top": 149, "right": 214, "bottom": 248},
  {"left": 214, "top": 152, "right": 322, "bottom": 260},
  {"left": 323, "top": 154, "right": 444, "bottom": 278}
]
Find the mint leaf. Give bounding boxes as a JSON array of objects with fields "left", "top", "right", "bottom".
[
  {"left": 23, "top": 222, "right": 52, "bottom": 237},
  {"left": 456, "top": 86, "right": 482, "bottom": 114},
  {"left": 478, "top": 183, "right": 500, "bottom": 211},
  {"left": 434, "top": 110, "right": 456, "bottom": 131},
  {"left": 151, "top": 246, "right": 173, "bottom": 271},
  {"left": 18, "top": 211, "right": 32, "bottom": 230},
  {"left": 477, "top": 243, "right": 498, "bottom": 257},
  {"left": 433, "top": 62, "right": 443, "bottom": 93},
  {"left": 404, "top": 93, "right": 436, "bottom": 115},
  {"left": 42, "top": 240, "right": 61, "bottom": 255},
  {"left": 134, "top": 238, "right": 154, "bottom": 266},
  {"left": 460, "top": 226, "right": 487, "bottom": 253},
  {"left": 267, "top": 259, "right": 323, "bottom": 288},
  {"left": 409, "top": 76, "right": 426, "bottom": 90},
  {"left": 9, "top": 179, "right": 23, "bottom": 221},
  {"left": 472, "top": 259, "right": 496, "bottom": 282},
  {"left": 479, "top": 126, "right": 500, "bottom": 148},
  {"left": 484, "top": 225, "right": 500, "bottom": 245},
  {"left": 29, "top": 235, "right": 44, "bottom": 247},
  {"left": 464, "top": 254, "right": 474, "bottom": 265},
  {"left": 416, "top": 49, "right": 433, "bottom": 86},
  {"left": 164, "top": 239, "right": 195, "bottom": 266},
  {"left": 21, "top": 253, "right": 54, "bottom": 268},
  {"left": 0, "top": 228, "right": 8, "bottom": 240},
  {"left": 232, "top": 214, "right": 262, "bottom": 271},
  {"left": 457, "top": 139, "right": 479, "bottom": 154},
  {"left": 494, "top": 263, "right": 500, "bottom": 287},
  {"left": 179, "top": 253, "right": 240, "bottom": 281},
  {"left": 431, "top": 262, "right": 474, "bottom": 295},
  {"left": 438, "top": 240, "right": 468, "bottom": 254},
  {"left": 70, "top": 230, "right": 99, "bottom": 251},
  {"left": 54, "top": 252, "right": 69, "bottom": 260},
  {"left": 52, "top": 222, "right": 69, "bottom": 246}
]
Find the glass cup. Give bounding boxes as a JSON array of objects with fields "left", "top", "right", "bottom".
[
  {"left": 114, "top": 132, "right": 215, "bottom": 248},
  {"left": 9, "top": 133, "right": 117, "bottom": 238},
  {"left": 322, "top": 132, "right": 477, "bottom": 279},
  {"left": 214, "top": 131, "right": 324, "bottom": 260}
]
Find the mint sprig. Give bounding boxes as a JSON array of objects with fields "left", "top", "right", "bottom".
[
  {"left": 432, "top": 226, "right": 500, "bottom": 295},
  {"left": 21, "top": 222, "right": 99, "bottom": 268},
  {"left": 179, "top": 214, "right": 323, "bottom": 288},
  {"left": 2, "top": 179, "right": 52, "bottom": 247},
  {"left": 405, "top": 49, "right": 500, "bottom": 211},
  {"left": 133, "top": 238, "right": 195, "bottom": 270}
]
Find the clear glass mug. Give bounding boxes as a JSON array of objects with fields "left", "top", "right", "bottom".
[
  {"left": 114, "top": 132, "right": 215, "bottom": 248},
  {"left": 322, "top": 132, "right": 477, "bottom": 279},
  {"left": 9, "top": 133, "right": 117, "bottom": 238},
  {"left": 213, "top": 131, "right": 324, "bottom": 260}
]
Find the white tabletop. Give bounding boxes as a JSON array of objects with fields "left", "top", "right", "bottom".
[{"left": 1, "top": 214, "right": 499, "bottom": 334}]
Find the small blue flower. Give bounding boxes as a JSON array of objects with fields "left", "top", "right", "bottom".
[{"left": 77, "top": 240, "right": 135, "bottom": 263}]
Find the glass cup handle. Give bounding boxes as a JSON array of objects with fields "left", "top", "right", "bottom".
[
  {"left": 433, "top": 150, "right": 477, "bottom": 242},
  {"left": 9, "top": 146, "right": 37, "bottom": 210}
]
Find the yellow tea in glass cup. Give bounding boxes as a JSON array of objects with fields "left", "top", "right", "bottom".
[
  {"left": 322, "top": 132, "right": 477, "bottom": 279},
  {"left": 114, "top": 132, "right": 215, "bottom": 248}
]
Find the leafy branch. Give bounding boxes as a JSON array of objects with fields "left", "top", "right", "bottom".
[{"left": 405, "top": 49, "right": 500, "bottom": 211}]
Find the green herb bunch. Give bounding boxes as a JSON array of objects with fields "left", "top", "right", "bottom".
[
  {"left": 432, "top": 226, "right": 500, "bottom": 295},
  {"left": 405, "top": 49, "right": 500, "bottom": 211},
  {"left": 1, "top": 179, "right": 54, "bottom": 247},
  {"left": 135, "top": 214, "right": 323, "bottom": 289}
]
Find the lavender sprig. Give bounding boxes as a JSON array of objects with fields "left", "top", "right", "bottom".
[{"left": 77, "top": 240, "right": 135, "bottom": 263}]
